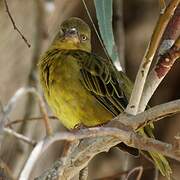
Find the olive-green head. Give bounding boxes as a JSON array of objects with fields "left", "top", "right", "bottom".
[{"left": 52, "top": 17, "right": 91, "bottom": 52}]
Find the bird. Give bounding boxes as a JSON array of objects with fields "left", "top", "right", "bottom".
[{"left": 38, "top": 17, "right": 172, "bottom": 178}]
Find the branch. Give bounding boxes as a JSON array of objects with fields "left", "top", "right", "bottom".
[
  {"left": 125, "top": 166, "right": 143, "bottom": 180},
  {"left": 3, "top": 0, "right": 31, "bottom": 48},
  {"left": 21, "top": 0, "right": 49, "bottom": 136},
  {"left": 32, "top": 127, "right": 180, "bottom": 179},
  {"left": 5, "top": 116, "right": 57, "bottom": 127},
  {"left": 0, "top": 87, "right": 52, "bottom": 145},
  {"left": 94, "top": 166, "right": 153, "bottom": 180},
  {"left": 126, "top": 0, "right": 180, "bottom": 115},
  {"left": 109, "top": 99, "right": 180, "bottom": 130},
  {"left": 22, "top": 99, "right": 180, "bottom": 180},
  {"left": 30, "top": 98, "right": 180, "bottom": 179},
  {"left": 139, "top": 38, "right": 180, "bottom": 111},
  {"left": 3, "top": 128, "right": 36, "bottom": 146}
]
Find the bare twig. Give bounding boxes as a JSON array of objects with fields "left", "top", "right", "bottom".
[
  {"left": 21, "top": 0, "right": 47, "bottom": 135},
  {"left": 19, "top": 138, "right": 47, "bottom": 180},
  {"left": 0, "top": 85, "right": 178, "bottom": 179},
  {"left": 37, "top": 94, "right": 53, "bottom": 136},
  {"left": 110, "top": 99, "right": 180, "bottom": 130},
  {"left": 3, "top": 128, "right": 36, "bottom": 146},
  {"left": 22, "top": 123, "right": 180, "bottom": 179},
  {"left": 3, "top": 0, "right": 31, "bottom": 48},
  {"left": 6, "top": 116, "right": 57, "bottom": 127},
  {"left": 125, "top": 166, "right": 143, "bottom": 180},
  {"left": 126, "top": 0, "right": 180, "bottom": 115},
  {"left": 20, "top": 133, "right": 79, "bottom": 180},
  {"left": 0, "top": 87, "right": 52, "bottom": 139},
  {"left": 0, "top": 88, "right": 31, "bottom": 133},
  {"left": 94, "top": 166, "right": 153, "bottom": 180},
  {"left": 22, "top": 0, "right": 46, "bottom": 116},
  {"left": 2, "top": 87, "right": 180, "bottom": 179},
  {"left": 21, "top": 97, "right": 180, "bottom": 179}
]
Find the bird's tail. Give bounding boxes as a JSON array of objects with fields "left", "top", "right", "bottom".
[
  {"left": 149, "top": 151, "right": 172, "bottom": 179},
  {"left": 139, "top": 126, "right": 172, "bottom": 179},
  {"left": 118, "top": 71, "right": 172, "bottom": 178}
]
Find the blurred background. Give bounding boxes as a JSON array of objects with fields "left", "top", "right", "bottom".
[{"left": 0, "top": 0, "right": 179, "bottom": 179}]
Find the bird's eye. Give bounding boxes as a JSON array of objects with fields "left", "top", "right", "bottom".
[{"left": 81, "top": 35, "right": 88, "bottom": 41}]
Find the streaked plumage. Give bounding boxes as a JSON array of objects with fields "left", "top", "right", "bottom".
[{"left": 38, "top": 17, "right": 172, "bottom": 178}]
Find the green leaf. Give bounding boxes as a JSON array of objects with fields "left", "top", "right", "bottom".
[{"left": 94, "top": 0, "right": 118, "bottom": 62}]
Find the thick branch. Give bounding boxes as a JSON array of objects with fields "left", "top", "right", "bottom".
[
  {"left": 20, "top": 97, "right": 180, "bottom": 179},
  {"left": 138, "top": 37, "right": 180, "bottom": 112},
  {"left": 126, "top": 0, "right": 179, "bottom": 115},
  {"left": 109, "top": 99, "right": 180, "bottom": 130},
  {"left": 138, "top": 5, "right": 180, "bottom": 112},
  {"left": 33, "top": 127, "right": 180, "bottom": 180}
]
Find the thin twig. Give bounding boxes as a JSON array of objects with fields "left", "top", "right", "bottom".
[
  {"left": 126, "top": 0, "right": 180, "bottom": 115},
  {"left": 5, "top": 116, "right": 57, "bottom": 127},
  {"left": 23, "top": 97, "right": 180, "bottom": 179},
  {"left": 24, "top": 88, "right": 53, "bottom": 136},
  {"left": 94, "top": 166, "right": 153, "bottom": 180},
  {"left": 20, "top": 134, "right": 78, "bottom": 180},
  {"left": 125, "top": 166, "right": 143, "bottom": 180},
  {"left": 3, "top": 0, "right": 31, "bottom": 48},
  {"left": 4, "top": 128, "right": 36, "bottom": 146},
  {"left": 0, "top": 87, "right": 52, "bottom": 137},
  {"left": 0, "top": 87, "right": 31, "bottom": 133},
  {"left": 22, "top": 124, "right": 180, "bottom": 179},
  {"left": 20, "top": 0, "right": 46, "bottom": 135},
  {"left": 37, "top": 94, "right": 53, "bottom": 136}
]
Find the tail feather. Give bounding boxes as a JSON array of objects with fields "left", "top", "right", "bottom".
[
  {"left": 149, "top": 151, "right": 172, "bottom": 179},
  {"left": 118, "top": 71, "right": 172, "bottom": 178},
  {"left": 139, "top": 127, "right": 172, "bottom": 179}
]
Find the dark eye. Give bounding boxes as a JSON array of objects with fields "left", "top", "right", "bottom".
[{"left": 81, "top": 35, "right": 88, "bottom": 41}]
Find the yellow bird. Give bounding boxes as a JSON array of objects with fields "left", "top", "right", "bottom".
[{"left": 38, "top": 17, "right": 172, "bottom": 178}]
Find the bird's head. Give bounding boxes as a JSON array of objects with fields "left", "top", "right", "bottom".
[{"left": 52, "top": 17, "right": 91, "bottom": 52}]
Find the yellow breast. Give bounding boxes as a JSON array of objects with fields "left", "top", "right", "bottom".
[{"left": 39, "top": 54, "right": 112, "bottom": 129}]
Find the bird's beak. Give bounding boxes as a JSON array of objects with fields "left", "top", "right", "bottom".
[{"left": 64, "top": 28, "right": 80, "bottom": 43}]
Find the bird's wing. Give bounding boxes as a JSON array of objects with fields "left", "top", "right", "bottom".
[{"left": 70, "top": 50, "right": 128, "bottom": 116}]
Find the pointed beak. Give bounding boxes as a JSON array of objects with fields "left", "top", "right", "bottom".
[
  {"left": 64, "top": 28, "right": 78, "bottom": 38},
  {"left": 63, "top": 27, "right": 80, "bottom": 43}
]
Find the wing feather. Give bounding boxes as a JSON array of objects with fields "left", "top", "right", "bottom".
[{"left": 70, "top": 50, "right": 127, "bottom": 116}]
